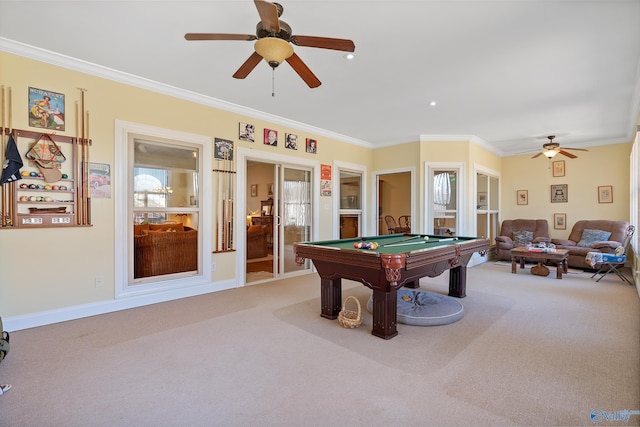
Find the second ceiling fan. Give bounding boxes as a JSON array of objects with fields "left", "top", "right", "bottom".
[
  {"left": 184, "top": 0, "right": 356, "bottom": 88},
  {"left": 531, "top": 136, "right": 589, "bottom": 159}
]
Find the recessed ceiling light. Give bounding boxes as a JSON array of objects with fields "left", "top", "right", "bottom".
[
  {"left": 343, "top": 53, "right": 355, "bottom": 60},
  {"left": 429, "top": 101, "right": 437, "bottom": 107}
]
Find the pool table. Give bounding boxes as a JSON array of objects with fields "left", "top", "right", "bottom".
[{"left": 295, "top": 234, "right": 490, "bottom": 339}]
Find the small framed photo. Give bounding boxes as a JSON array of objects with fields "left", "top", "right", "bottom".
[
  {"left": 285, "top": 133, "right": 298, "bottom": 150},
  {"left": 250, "top": 184, "right": 257, "bottom": 197},
  {"left": 554, "top": 213, "right": 566, "bottom": 230},
  {"left": 477, "top": 192, "right": 487, "bottom": 209},
  {"left": 239, "top": 122, "right": 255, "bottom": 142},
  {"left": 264, "top": 128, "right": 278, "bottom": 146},
  {"left": 305, "top": 138, "right": 317, "bottom": 153},
  {"left": 552, "top": 160, "right": 565, "bottom": 177},
  {"left": 598, "top": 185, "right": 613, "bottom": 203},
  {"left": 551, "top": 184, "right": 568, "bottom": 203},
  {"left": 517, "top": 190, "right": 528, "bottom": 205}
]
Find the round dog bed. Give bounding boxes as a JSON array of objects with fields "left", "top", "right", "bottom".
[{"left": 367, "top": 289, "right": 464, "bottom": 326}]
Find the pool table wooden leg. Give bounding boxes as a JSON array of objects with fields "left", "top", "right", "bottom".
[
  {"left": 371, "top": 289, "right": 398, "bottom": 340},
  {"left": 320, "top": 277, "right": 342, "bottom": 319},
  {"left": 449, "top": 265, "right": 467, "bottom": 298}
]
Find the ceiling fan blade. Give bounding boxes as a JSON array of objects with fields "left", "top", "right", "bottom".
[
  {"left": 558, "top": 150, "right": 577, "bottom": 159},
  {"left": 560, "top": 147, "right": 589, "bottom": 152},
  {"left": 233, "top": 52, "right": 263, "bottom": 79},
  {"left": 531, "top": 152, "right": 544, "bottom": 159},
  {"left": 254, "top": 0, "right": 280, "bottom": 33},
  {"left": 286, "top": 53, "right": 321, "bottom": 88},
  {"left": 185, "top": 33, "right": 257, "bottom": 41},
  {"left": 291, "top": 35, "right": 355, "bottom": 52}
]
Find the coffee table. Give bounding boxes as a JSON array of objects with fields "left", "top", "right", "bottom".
[{"left": 510, "top": 247, "right": 570, "bottom": 279}]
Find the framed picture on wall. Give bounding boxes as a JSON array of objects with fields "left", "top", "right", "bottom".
[
  {"left": 554, "top": 213, "right": 566, "bottom": 230},
  {"left": 598, "top": 185, "right": 613, "bottom": 203},
  {"left": 477, "top": 192, "right": 487, "bottom": 209},
  {"left": 28, "top": 87, "right": 65, "bottom": 131},
  {"left": 552, "top": 160, "right": 565, "bottom": 177},
  {"left": 251, "top": 184, "right": 257, "bottom": 197},
  {"left": 551, "top": 184, "right": 568, "bottom": 203},
  {"left": 239, "top": 122, "right": 255, "bottom": 142},
  {"left": 517, "top": 190, "right": 528, "bottom": 205}
]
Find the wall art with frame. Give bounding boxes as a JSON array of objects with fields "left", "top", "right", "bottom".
[
  {"left": 517, "top": 189, "right": 528, "bottom": 205},
  {"left": 551, "top": 184, "right": 568, "bottom": 203},
  {"left": 553, "top": 213, "right": 566, "bottom": 230},
  {"left": 598, "top": 185, "right": 612, "bottom": 203},
  {"left": 552, "top": 160, "right": 565, "bottom": 177},
  {"left": 28, "top": 87, "right": 65, "bottom": 131}
]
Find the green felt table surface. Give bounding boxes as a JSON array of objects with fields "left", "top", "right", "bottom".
[{"left": 299, "top": 234, "right": 480, "bottom": 255}]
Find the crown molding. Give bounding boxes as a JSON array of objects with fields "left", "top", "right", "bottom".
[
  {"left": 419, "top": 134, "right": 504, "bottom": 156},
  {"left": 0, "top": 37, "right": 372, "bottom": 149}
]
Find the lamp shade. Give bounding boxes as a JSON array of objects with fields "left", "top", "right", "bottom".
[
  {"left": 255, "top": 37, "right": 294, "bottom": 68},
  {"left": 543, "top": 149, "right": 558, "bottom": 158}
]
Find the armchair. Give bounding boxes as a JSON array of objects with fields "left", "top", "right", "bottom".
[
  {"left": 384, "top": 215, "right": 398, "bottom": 234},
  {"left": 134, "top": 224, "right": 198, "bottom": 278},
  {"left": 247, "top": 225, "right": 268, "bottom": 259},
  {"left": 495, "top": 219, "right": 550, "bottom": 261}
]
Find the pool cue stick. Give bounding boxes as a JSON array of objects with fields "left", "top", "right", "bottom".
[
  {"left": 224, "top": 154, "right": 228, "bottom": 249},
  {"left": 75, "top": 101, "right": 81, "bottom": 224},
  {"left": 380, "top": 235, "right": 425, "bottom": 247},
  {"left": 228, "top": 156, "right": 232, "bottom": 249},
  {"left": 218, "top": 160, "right": 223, "bottom": 251},
  {"left": 383, "top": 237, "right": 458, "bottom": 248},
  {"left": 1, "top": 85, "right": 6, "bottom": 226},
  {"left": 85, "top": 110, "right": 91, "bottom": 225},
  {"left": 223, "top": 155, "right": 227, "bottom": 249},
  {"left": 213, "top": 165, "right": 218, "bottom": 251},
  {"left": 225, "top": 155, "right": 229, "bottom": 249},
  {"left": 80, "top": 88, "right": 87, "bottom": 225},
  {"left": 7, "top": 87, "right": 15, "bottom": 227}
]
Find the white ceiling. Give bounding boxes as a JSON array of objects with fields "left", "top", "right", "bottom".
[{"left": 1, "top": 0, "right": 640, "bottom": 156}]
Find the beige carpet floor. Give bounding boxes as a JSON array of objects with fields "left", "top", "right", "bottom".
[{"left": 0, "top": 262, "right": 638, "bottom": 426}]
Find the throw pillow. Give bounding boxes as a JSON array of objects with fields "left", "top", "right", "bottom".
[
  {"left": 577, "top": 229, "right": 612, "bottom": 247},
  {"left": 513, "top": 230, "right": 534, "bottom": 247},
  {"left": 149, "top": 223, "right": 185, "bottom": 232}
]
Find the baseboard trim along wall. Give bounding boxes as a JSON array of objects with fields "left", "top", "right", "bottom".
[{"left": 3, "top": 279, "right": 238, "bottom": 332}]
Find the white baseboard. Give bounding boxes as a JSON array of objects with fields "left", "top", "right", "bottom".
[{"left": 3, "top": 279, "right": 238, "bottom": 332}]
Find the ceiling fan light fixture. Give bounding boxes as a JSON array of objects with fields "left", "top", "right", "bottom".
[
  {"left": 254, "top": 37, "right": 293, "bottom": 68},
  {"left": 543, "top": 149, "right": 558, "bottom": 158}
]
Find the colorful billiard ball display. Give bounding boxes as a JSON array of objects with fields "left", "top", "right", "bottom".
[{"left": 353, "top": 241, "right": 379, "bottom": 250}]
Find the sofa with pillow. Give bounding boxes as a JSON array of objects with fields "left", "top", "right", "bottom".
[
  {"left": 495, "top": 219, "right": 551, "bottom": 261},
  {"left": 134, "top": 223, "right": 198, "bottom": 278},
  {"left": 551, "top": 220, "right": 629, "bottom": 269}
]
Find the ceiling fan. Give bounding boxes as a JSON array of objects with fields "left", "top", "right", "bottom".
[
  {"left": 531, "top": 136, "right": 589, "bottom": 159},
  {"left": 184, "top": 0, "right": 355, "bottom": 88}
]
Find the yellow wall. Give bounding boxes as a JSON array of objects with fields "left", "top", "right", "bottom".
[
  {"left": 501, "top": 143, "right": 632, "bottom": 239},
  {"left": 0, "top": 51, "right": 370, "bottom": 319}
]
